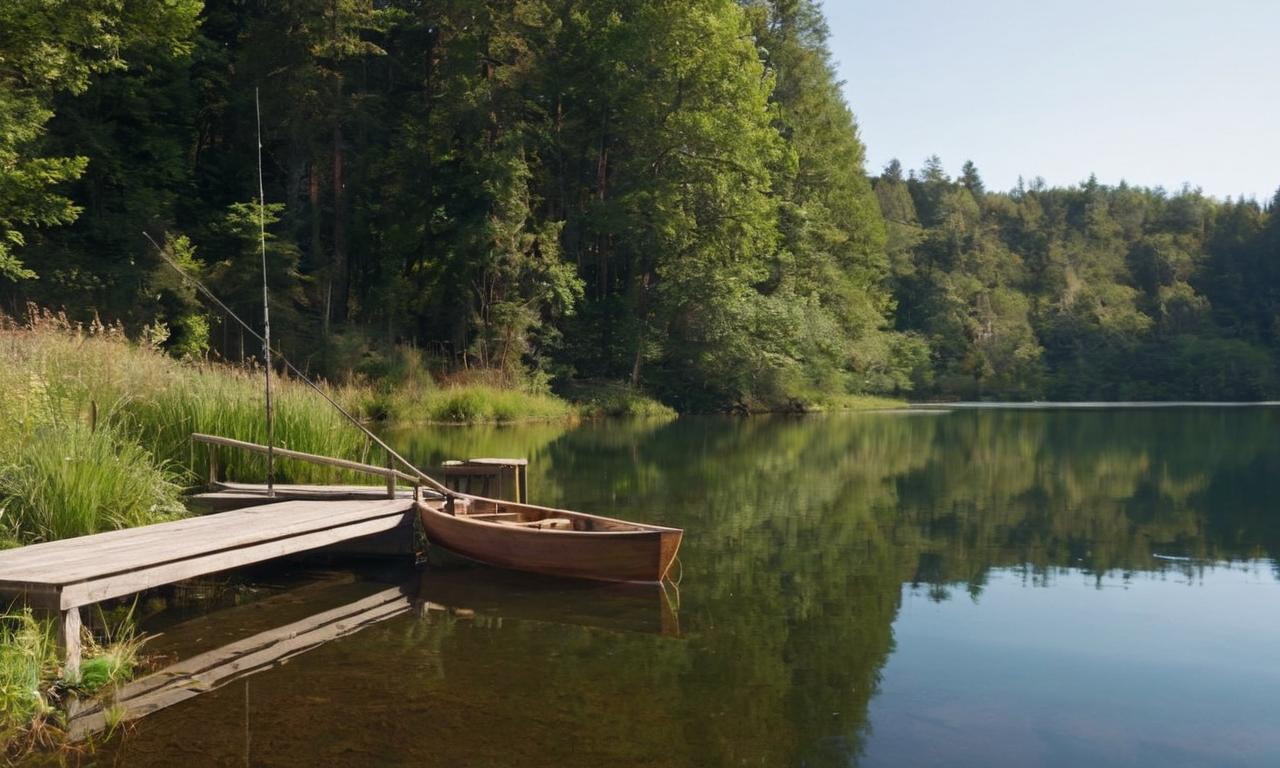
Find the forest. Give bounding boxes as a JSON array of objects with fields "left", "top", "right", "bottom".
[{"left": 2, "top": 0, "right": 1278, "bottom": 408}]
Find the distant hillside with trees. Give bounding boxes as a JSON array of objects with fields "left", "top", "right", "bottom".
[{"left": 1, "top": 0, "right": 1276, "bottom": 408}]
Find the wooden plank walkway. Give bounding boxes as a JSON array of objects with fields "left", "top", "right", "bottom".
[{"left": 0, "top": 497, "right": 425, "bottom": 675}]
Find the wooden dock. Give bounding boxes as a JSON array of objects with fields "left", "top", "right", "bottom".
[
  {"left": 0, "top": 433, "right": 538, "bottom": 677},
  {"left": 0, "top": 497, "right": 427, "bottom": 675}
]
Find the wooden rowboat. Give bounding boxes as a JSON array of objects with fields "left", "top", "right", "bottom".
[{"left": 416, "top": 496, "right": 682, "bottom": 583}]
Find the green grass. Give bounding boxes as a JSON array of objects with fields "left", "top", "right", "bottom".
[
  {"left": 803, "top": 393, "right": 909, "bottom": 412},
  {"left": 0, "top": 310, "right": 377, "bottom": 492},
  {"left": 408, "top": 384, "right": 576, "bottom": 424},
  {"left": 0, "top": 423, "right": 186, "bottom": 544},
  {"left": 341, "top": 359, "right": 578, "bottom": 424},
  {"left": 0, "top": 608, "right": 146, "bottom": 759},
  {"left": 560, "top": 380, "right": 678, "bottom": 419},
  {"left": 122, "top": 364, "right": 372, "bottom": 484},
  {"left": 0, "top": 610, "right": 56, "bottom": 750}
]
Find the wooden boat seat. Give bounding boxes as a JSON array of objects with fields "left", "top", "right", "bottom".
[
  {"left": 465, "top": 512, "right": 522, "bottom": 522},
  {"left": 498, "top": 517, "right": 574, "bottom": 530}
]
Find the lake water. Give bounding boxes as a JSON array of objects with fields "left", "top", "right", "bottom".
[{"left": 100, "top": 408, "right": 1280, "bottom": 767}]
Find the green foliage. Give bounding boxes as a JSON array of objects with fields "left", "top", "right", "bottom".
[
  {"left": 2, "top": 0, "right": 1278, "bottom": 406},
  {"left": 879, "top": 159, "right": 1280, "bottom": 400},
  {"left": 560, "top": 381, "right": 678, "bottom": 419},
  {"left": 0, "top": 605, "right": 147, "bottom": 757},
  {"left": 0, "top": 424, "right": 186, "bottom": 543},
  {"left": 390, "top": 384, "right": 575, "bottom": 425},
  {"left": 0, "top": 0, "right": 201, "bottom": 282}
]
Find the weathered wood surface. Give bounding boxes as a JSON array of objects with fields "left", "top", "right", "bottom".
[
  {"left": 443, "top": 458, "right": 528, "bottom": 503},
  {"left": 190, "top": 481, "right": 431, "bottom": 513},
  {"left": 192, "top": 433, "right": 421, "bottom": 485},
  {"left": 0, "top": 499, "right": 416, "bottom": 599},
  {"left": 67, "top": 582, "right": 414, "bottom": 739},
  {"left": 419, "top": 499, "right": 682, "bottom": 583}
]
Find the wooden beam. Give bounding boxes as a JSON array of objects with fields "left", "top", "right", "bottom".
[
  {"left": 56, "top": 606, "right": 81, "bottom": 680},
  {"left": 191, "top": 433, "right": 420, "bottom": 485}
]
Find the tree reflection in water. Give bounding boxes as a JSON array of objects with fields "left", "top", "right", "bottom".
[{"left": 103, "top": 409, "right": 1280, "bottom": 767}]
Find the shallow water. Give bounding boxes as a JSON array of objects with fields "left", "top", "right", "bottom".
[{"left": 97, "top": 408, "right": 1280, "bottom": 766}]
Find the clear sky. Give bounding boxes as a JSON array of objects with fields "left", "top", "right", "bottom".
[{"left": 823, "top": 0, "right": 1280, "bottom": 201}]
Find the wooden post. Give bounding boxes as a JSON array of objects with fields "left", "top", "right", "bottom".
[
  {"left": 208, "top": 443, "right": 219, "bottom": 487},
  {"left": 385, "top": 449, "right": 395, "bottom": 499},
  {"left": 57, "top": 607, "right": 82, "bottom": 680}
]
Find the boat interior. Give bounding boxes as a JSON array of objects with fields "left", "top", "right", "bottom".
[{"left": 445, "top": 497, "right": 644, "bottom": 532}]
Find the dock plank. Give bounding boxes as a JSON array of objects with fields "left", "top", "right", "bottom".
[
  {"left": 0, "top": 499, "right": 415, "bottom": 598},
  {"left": 59, "top": 514, "right": 407, "bottom": 608},
  {"left": 0, "top": 500, "right": 412, "bottom": 582}
]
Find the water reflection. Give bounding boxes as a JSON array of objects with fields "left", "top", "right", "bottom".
[
  {"left": 97, "top": 409, "right": 1280, "bottom": 767},
  {"left": 416, "top": 566, "right": 680, "bottom": 637},
  {"left": 390, "top": 408, "right": 1280, "bottom": 765}
]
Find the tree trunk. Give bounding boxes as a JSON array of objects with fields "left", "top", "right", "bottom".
[
  {"left": 631, "top": 271, "right": 652, "bottom": 387},
  {"left": 309, "top": 162, "right": 326, "bottom": 336},
  {"left": 331, "top": 89, "right": 347, "bottom": 324}
]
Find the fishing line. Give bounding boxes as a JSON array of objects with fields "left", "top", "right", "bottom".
[
  {"left": 255, "top": 87, "right": 275, "bottom": 498},
  {"left": 141, "top": 232, "right": 451, "bottom": 497}
]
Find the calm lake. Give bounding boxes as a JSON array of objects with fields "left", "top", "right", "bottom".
[{"left": 100, "top": 408, "right": 1280, "bottom": 767}]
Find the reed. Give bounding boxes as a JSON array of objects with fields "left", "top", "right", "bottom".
[
  {"left": 0, "top": 310, "right": 376, "bottom": 496},
  {"left": 119, "top": 364, "right": 371, "bottom": 484},
  {"left": 804, "top": 393, "right": 908, "bottom": 412},
  {"left": 360, "top": 383, "right": 577, "bottom": 424},
  {"left": 0, "top": 607, "right": 148, "bottom": 758},
  {"left": 0, "top": 424, "right": 186, "bottom": 544},
  {"left": 558, "top": 380, "right": 678, "bottom": 419},
  {"left": 0, "top": 610, "right": 56, "bottom": 749}
]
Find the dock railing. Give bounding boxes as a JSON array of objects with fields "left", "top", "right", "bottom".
[{"left": 192, "top": 433, "right": 423, "bottom": 499}]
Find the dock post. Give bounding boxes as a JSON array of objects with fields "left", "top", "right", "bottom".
[
  {"left": 207, "top": 442, "right": 219, "bottom": 487},
  {"left": 56, "top": 606, "right": 82, "bottom": 680},
  {"left": 385, "top": 449, "right": 395, "bottom": 499}
]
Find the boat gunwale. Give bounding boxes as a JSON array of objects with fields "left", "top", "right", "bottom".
[{"left": 416, "top": 500, "right": 681, "bottom": 538}]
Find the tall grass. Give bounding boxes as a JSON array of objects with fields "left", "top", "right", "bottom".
[
  {"left": 338, "top": 350, "right": 582, "bottom": 424},
  {"left": 558, "top": 380, "right": 678, "bottom": 419},
  {"left": 409, "top": 384, "right": 576, "bottom": 423},
  {"left": 0, "top": 310, "right": 375, "bottom": 493},
  {"left": 0, "top": 611, "right": 56, "bottom": 749},
  {"left": 0, "top": 424, "right": 185, "bottom": 544},
  {"left": 121, "top": 364, "right": 371, "bottom": 484},
  {"left": 0, "top": 607, "right": 147, "bottom": 759}
]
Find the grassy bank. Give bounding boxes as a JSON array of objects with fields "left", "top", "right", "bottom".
[
  {"left": 801, "top": 393, "right": 909, "bottom": 412},
  {"left": 350, "top": 381, "right": 576, "bottom": 424},
  {"left": 557, "top": 381, "right": 679, "bottom": 419},
  {"left": 0, "top": 310, "right": 372, "bottom": 520},
  {"left": 0, "top": 608, "right": 143, "bottom": 759},
  {"left": 0, "top": 312, "right": 381, "bottom": 755}
]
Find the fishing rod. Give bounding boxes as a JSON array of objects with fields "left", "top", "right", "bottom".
[
  {"left": 255, "top": 88, "right": 275, "bottom": 499},
  {"left": 141, "top": 233, "right": 451, "bottom": 498}
]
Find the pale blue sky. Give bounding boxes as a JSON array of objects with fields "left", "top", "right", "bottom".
[{"left": 823, "top": 0, "right": 1280, "bottom": 200}]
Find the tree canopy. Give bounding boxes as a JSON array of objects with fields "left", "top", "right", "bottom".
[{"left": 1, "top": 0, "right": 1278, "bottom": 406}]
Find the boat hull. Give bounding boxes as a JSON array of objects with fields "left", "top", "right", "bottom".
[{"left": 417, "top": 502, "right": 681, "bottom": 583}]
